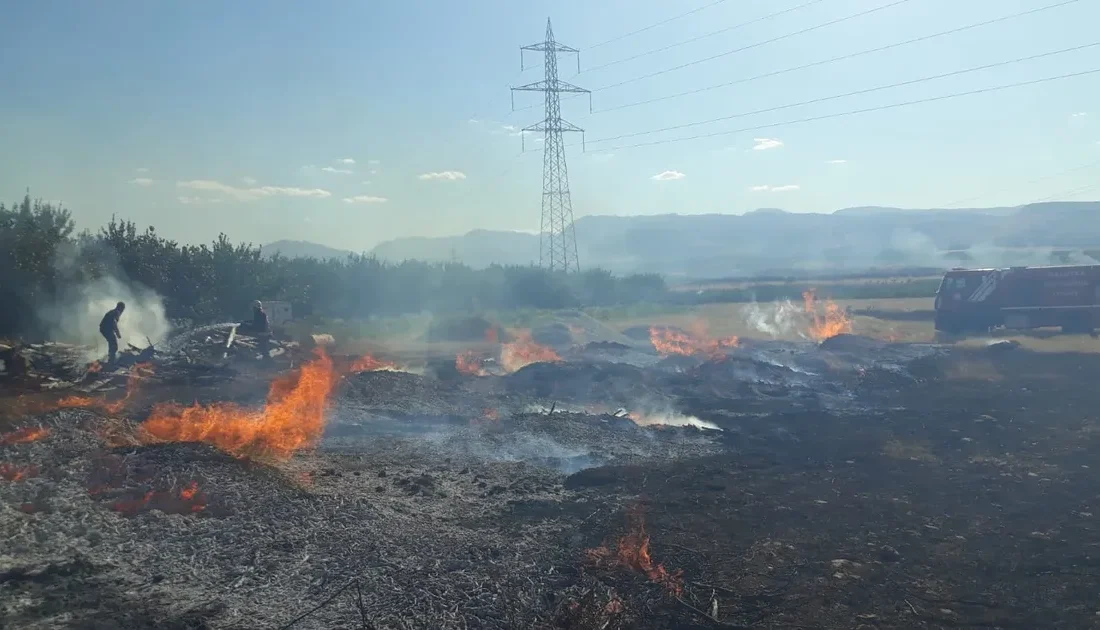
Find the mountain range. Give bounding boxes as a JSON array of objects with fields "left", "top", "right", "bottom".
[{"left": 265, "top": 202, "right": 1100, "bottom": 278}]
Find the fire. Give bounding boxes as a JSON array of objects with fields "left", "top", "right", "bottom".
[
  {"left": 649, "top": 324, "right": 738, "bottom": 360},
  {"left": 0, "top": 426, "right": 51, "bottom": 445},
  {"left": 0, "top": 463, "right": 38, "bottom": 482},
  {"left": 500, "top": 329, "right": 561, "bottom": 373},
  {"left": 485, "top": 327, "right": 499, "bottom": 343},
  {"left": 112, "top": 481, "right": 206, "bottom": 516},
  {"left": 138, "top": 350, "right": 337, "bottom": 459},
  {"left": 349, "top": 354, "right": 397, "bottom": 373},
  {"left": 456, "top": 351, "right": 488, "bottom": 376},
  {"left": 587, "top": 505, "right": 684, "bottom": 596},
  {"left": 802, "top": 289, "right": 853, "bottom": 341},
  {"left": 57, "top": 362, "right": 155, "bottom": 414}
]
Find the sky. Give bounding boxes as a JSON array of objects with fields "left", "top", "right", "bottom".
[{"left": 1, "top": 0, "right": 1098, "bottom": 252}]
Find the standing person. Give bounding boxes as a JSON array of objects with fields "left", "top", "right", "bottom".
[
  {"left": 250, "top": 300, "right": 269, "bottom": 334},
  {"left": 99, "top": 301, "right": 125, "bottom": 364}
]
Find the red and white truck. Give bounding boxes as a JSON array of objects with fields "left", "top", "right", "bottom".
[{"left": 933, "top": 264, "right": 1100, "bottom": 334}]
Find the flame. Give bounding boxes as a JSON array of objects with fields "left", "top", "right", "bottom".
[
  {"left": 802, "top": 289, "right": 853, "bottom": 341},
  {"left": 499, "top": 329, "right": 562, "bottom": 373},
  {"left": 456, "top": 351, "right": 488, "bottom": 376},
  {"left": 349, "top": 354, "right": 397, "bottom": 373},
  {"left": 649, "top": 324, "right": 738, "bottom": 360},
  {"left": 0, "top": 463, "right": 38, "bottom": 482},
  {"left": 0, "top": 426, "right": 51, "bottom": 445},
  {"left": 111, "top": 481, "right": 206, "bottom": 516},
  {"left": 57, "top": 362, "right": 155, "bottom": 414},
  {"left": 586, "top": 505, "right": 684, "bottom": 596},
  {"left": 485, "top": 328, "right": 499, "bottom": 344},
  {"left": 138, "top": 350, "right": 337, "bottom": 459},
  {"left": 483, "top": 408, "right": 499, "bottom": 422}
]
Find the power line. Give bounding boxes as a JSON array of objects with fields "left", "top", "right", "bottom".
[
  {"left": 1029, "top": 182, "right": 1100, "bottom": 205},
  {"left": 586, "top": 42, "right": 1099, "bottom": 145},
  {"left": 580, "top": 0, "right": 829, "bottom": 75},
  {"left": 940, "top": 158, "right": 1100, "bottom": 209},
  {"left": 587, "top": 0, "right": 731, "bottom": 50},
  {"left": 565, "top": 68, "right": 1100, "bottom": 153},
  {"left": 594, "top": 0, "right": 1082, "bottom": 114},
  {"left": 592, "top": 0, "right": 913, "bottom": 93}
]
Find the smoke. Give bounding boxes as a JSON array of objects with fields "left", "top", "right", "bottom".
[
  {"left": 742, "top": 299, "right": 808, "bottom": 339},
  {"left": 35, "top": 242, "right": 171, "bottom": 359}
]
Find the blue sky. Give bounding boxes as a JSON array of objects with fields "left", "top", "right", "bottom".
[{"left": 1, "top": 0, "right": 1097, "bottom": 251}]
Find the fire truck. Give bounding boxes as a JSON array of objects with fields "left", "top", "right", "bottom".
[{"left": 933, "top": 264, "right": 1100, "bottom": 334}]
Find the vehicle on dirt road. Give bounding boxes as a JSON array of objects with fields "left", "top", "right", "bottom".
[{"left": 934, "top": 264, "right": 1100, "bottom": 335}]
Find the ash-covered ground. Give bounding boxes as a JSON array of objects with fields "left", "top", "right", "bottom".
[{"left": 4, "top": 334, "right": 1100, "bottom": 629}]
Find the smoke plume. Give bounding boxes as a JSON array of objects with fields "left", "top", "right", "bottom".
[
  {"left": 742, "top": 299, "right": 807, "bottom": 339},
  {"left": 37, "top": 276, "right": 170, "bottom": 358}
]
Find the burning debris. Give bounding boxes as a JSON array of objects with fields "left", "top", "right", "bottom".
[
  {"left": 349, "top": 353, "right": 399, "bottom": 373},
  {"left": 803, "top": 289, "right": 854, "bottom": 341},
  {"left": 587, "top": 505, "right": 684, "bottom": 597},
  {"left": 455, "top": 350, "right": 489, "bottom": 376},
  {"left": 138, "top": 350, "right": 338, "bottom": 459},
  {"left": 500, "top": 329, "right": 562, "bottom": 373},
  {"left": 620, "top": 409, "right": 721, "bottom": 431},
  {"left": 56, "top": 362, "right": 155, "bottom": 415},
  {"left": 0, "top": 463, "right": 38, "bottom": 482},
  {"left": 649, "top": 324, "right": 738, "bottom": 360},
  {"left": 0, "top": 426, "right": 51, "bottom": 445},
  {"left": 110, "top": 481, "right": 207, "bottom": 516}
]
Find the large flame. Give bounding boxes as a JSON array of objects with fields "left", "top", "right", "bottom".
[
  {"left": 500, "top": 329, "right": 562, "bottom": 373},
  {"left": 802, "top": 289, "right": 853, "bottom": 341},
  {"left": 586, "top": 505, "right": 684, "bottom": 596},
  {"left": 456, "top": 351, "right": 489, "bottom": 376},
  {"left": 649, "top": 324, "right": 738, "bottom": 360},
  {"left": 0, "top": 426, "right": 51, "bottom": 445},
  {"left": 138, "top": 350, "right": 337, "bottom": 459}
]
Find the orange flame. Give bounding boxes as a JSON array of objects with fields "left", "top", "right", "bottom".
[
  {"left": 649, "top": 324, "right": 738, "bottom": 360},
  {"left": 112, "top": 481, "right": 206, "bottom": 516},
  {"left": 500, "top": 329, "right": 562, "bottom": 373},
  {"left": 485, "top": 328, "right": 500, "bottom": 344},
  {"left": 0, "top": 426, "right": 51, "bottom": 445},
  {"left": 349, "top": 354, "right": 397, "bottom": 373},
  {"left": 802, "top": 289, "right": 853, "bottom": 341},
  {"left": 0, "top": 463, "right": 38, "bottom": 482},
  {"left": 456, "top": 351, "right": 488, "bottom": 376},
  {"left": 138, "top": 350, "right": 337, "bottom": 459},
  {"left": 57, "top": 362, "right": 155, "bottom": 414},
  {"left": 586, "top": 505, "right": 684, "bottom": 596}
]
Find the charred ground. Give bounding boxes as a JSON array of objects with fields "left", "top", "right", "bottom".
[{"left": 3, "top": 334, "right": 1100, "bottom": 629}]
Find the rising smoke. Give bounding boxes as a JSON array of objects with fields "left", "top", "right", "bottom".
[
  {"left": 35, "top": 242, "right": 171, "bottom": 359},
  {"left": 742, "top": 299, "right": 808, "bottom": 339}
]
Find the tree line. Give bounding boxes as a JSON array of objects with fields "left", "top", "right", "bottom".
[{"left": 0, "top": 194, "right": 668, "bottom": 338}]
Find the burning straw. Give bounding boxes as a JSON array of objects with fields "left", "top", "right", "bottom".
[{"left": 587, "top": 504, "right": 684, "bottom": 596}]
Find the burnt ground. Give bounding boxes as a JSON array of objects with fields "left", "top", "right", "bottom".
[{"left": 3, "top": 337, "right": 1100, "bottom": 629}]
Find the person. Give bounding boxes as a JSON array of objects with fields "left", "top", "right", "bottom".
[
  {"left": 99, "top": 301, "right": 125, "bottom": 364},
  {"left": 248, "top": 300, "right": 269, "bottom": 334}
]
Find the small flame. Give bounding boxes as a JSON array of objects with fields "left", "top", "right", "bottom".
[
  {"left": 138, "top": 350, "right": 337, "bottom": 459},
  {"left": 57, "top": 362, "right": 155, "bottom": 414},
  {"left": 0, "top": 426, "right": 51, "bottom": 445},
  {"left": 649, "top": 324, "right": 738, "bottom": 360},
  {"left": 111, "top": 481, "right": 206, "bottom": 516},
  {"left": 500, "top": 329, "right": 562, "bottom": 373},
  {"left": 483, "top": 408, "right": 499, "bottom": 422},
  {"left": 802, "top": 289, "right": 853, "bottom": 341},
  {"left": 456, "top": 351, "right": 489, "bottom": 376},
  {"left": 485, "top": 328, "right": 500, "bottom": 344},
  {"left": 0, "top": 463, "right": 38, "bottom": 482},
  {"left": 349, "top": 354, "right": 397, "bottom": 373},
  {"left": 586, "top": 505, "right": 684, "bottom": 596}
]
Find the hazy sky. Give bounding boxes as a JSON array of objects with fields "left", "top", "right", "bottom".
[{"left": 1, "top": 0, "right": 1097, "bottom": 251}]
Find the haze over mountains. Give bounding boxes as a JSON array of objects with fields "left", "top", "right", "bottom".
[{"left": 265, "top": 202, "right": 1100, "bottom": 278}]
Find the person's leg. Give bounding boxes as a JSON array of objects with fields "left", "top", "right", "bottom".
[{"left": 105, "top": 332, "right": 118, "bottom": 364}]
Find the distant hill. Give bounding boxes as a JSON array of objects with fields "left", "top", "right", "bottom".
[
  {"left": 367, "top": 202, "right": 1100, "bottom": 277},
  {"left": 261, "top": 240, "right": 354, "bottom": 260}
]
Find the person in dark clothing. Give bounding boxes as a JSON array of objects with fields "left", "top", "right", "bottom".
[
  {"left": 250, "top": 301, "right": 270, "bottom": 334},
  {"left": 99, "top": 301, "right": 125, "bottom": 364}
]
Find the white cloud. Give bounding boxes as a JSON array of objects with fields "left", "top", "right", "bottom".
[
  {"left": 367, "top": 159, "right": 381, "bottom": 166},
  {"left": 749, "top": 184, "right": 800, "bottom": 192},
  {"left": 135, "top": 167, "right": 150, "bottom": 173},
  {"left": 321, "top": 166, "right": 353, "bottom": 175},
  {"left": 361, "top": 180, "right": 372, "bottom": 185},
  {"left": 368, "top": 169, "right": 378, "bottom": 175},
  {"left": 128, "top": 177, "right": 154, "bottom": 186},
  {"left": 240, "top": 176, "right": 257, "bottom": 185},
  {"left": 825, "top": 159, "right": 847, "bottom": 164},
  {"left": 418, "top": 171, "right": 467, "bottom": 181},
  {"left": 176, "top": 179, "right": 331, "bottom": 201},
  {"left": 1072, "top": 112, "right": 1088, "bottom": 118},
  {"left": 752, "top": 137, "right": 784, "bottom": 151},
  {"left": 339, "top": 158, "right": 356, "bottom": 165},
  {"left": 178, "top": 196, "right": 222, "bottom": 205},
  {"left": 651, "top": 170, "right": 686, "bottom": 181},
  {"left": 342, "top": 195, "right": 388, "bottom": 204}
]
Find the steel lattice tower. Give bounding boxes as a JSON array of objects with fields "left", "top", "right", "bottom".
[{"left": 511, "top": 18, "right": 590, "bottom": 274}]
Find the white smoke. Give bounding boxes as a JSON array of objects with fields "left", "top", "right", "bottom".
[
  {"left": 37, "top": 275, "right": 171, "bottom": 359},
  {"left": 743, "top": 299, "right": 808, "bottom": 339}
]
